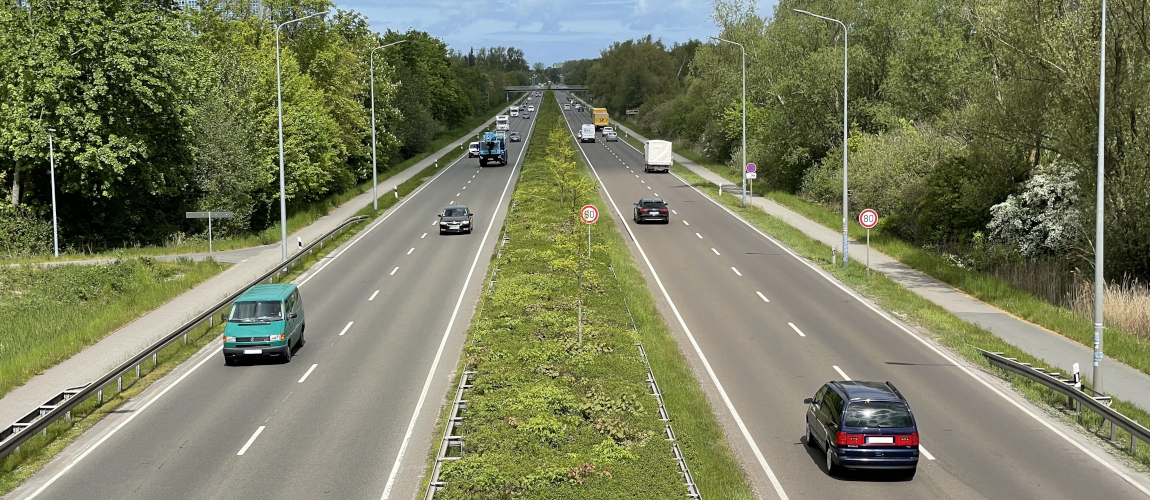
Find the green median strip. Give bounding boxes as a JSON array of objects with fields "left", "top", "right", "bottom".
[
  {"left": 669, "top": 162, "right": 1150, "bottom": 469},
  {"left": 425, "top": 94, "right": 755, "bottom": 498},
  {"left": 0, "top": 153, "right": 457, "bottom": 496}
]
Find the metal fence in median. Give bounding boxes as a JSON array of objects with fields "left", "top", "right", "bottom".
[
  {"left": 979, "top": 349, "right": 1149, "bottom": 453},
  {"left": 0, "top": 216, "right": 368, "bottom": 460}
]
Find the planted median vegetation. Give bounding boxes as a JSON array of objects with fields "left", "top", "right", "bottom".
[{"left": 429, "top": 94, "right": 753, "bottom": 498}]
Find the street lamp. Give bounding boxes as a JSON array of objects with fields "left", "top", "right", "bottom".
[
  {"left": 795, "top": 8, "right": 850, "bottom": 269},
  {"left": 47, "top": 128, "right": 59, "bottom": 258},
  {"left": 1092, "top": 0, "right": 1108, "bottom": 391},
  {"left": 370, "top": 39, "right": 406, "bottom": 211},
  {"left": 710, "top": 36, "right": 747, "bottom": 208},
  {"left": 275, "top": 10, "right": 329, "bottom": 262}
]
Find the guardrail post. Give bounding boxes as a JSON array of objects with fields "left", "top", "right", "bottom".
[
  {"left": 184, "top": 333, "right": 188, "bottom": 345},
  {"left": 1112, "top": 420, "right": 1117, "bottom": 441},
  {"left": 118, "top": 376, "right": 122, "bottom": 393},
  {"left": 1132, "top": 435, "right": 1138, "bottom": 454},
  {"left": 153, "top": 353, "right": 158, "bottom": 368},
  {"left": 136, "top": 364, "right": 141, "bottom": 380},
  {"left": 98, "top": 389, "right": 103, "bottom": 405}
]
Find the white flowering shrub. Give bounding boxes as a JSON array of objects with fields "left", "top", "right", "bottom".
[{"left": 987, "top": 158, "right": 1081, "bottom": 258}]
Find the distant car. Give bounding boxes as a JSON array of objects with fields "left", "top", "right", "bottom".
[
  {"left": 602, "top": 126, "right": 615, "bottom": 135},
  {"left": 509, "top": 131, "right": 521, "bottom": 142},
  {"left": 522, "top": 113, "right": 532, "bottom": 119},
  {"left": 439, "top": 205, "right": 474, "bottom": 234},
  {"left": 633, "top": 198, "right": 669, "bottom": 224},
  {"left": 805, "top": 381, "right": 919, "bottom": 478},
  {"left": 527, "top": 105, "right": 535, "bottom": 112},
  {"left": 468, "top": 142, "right": 480, "bottom": 158},
  {"left": 564, "top": 104, "right": 571, "bottom": 110},
  {"left": 575, "top": 104, "right": 583, "bottom": 111},
  {"left": 605, "top": 131, "right": 618, "bottom": 142}
]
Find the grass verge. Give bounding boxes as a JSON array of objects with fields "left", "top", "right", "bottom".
[
  {"left": 670, "top": 162, "right": 1150, "bottom": 469},
  {"left": 0, "top": 151, "right": 456, "bottom": 496},
  {"left": 614, "top": 117, "right": 1150, "bottom": 382},
  {"left": 424, "top": 94, "right": 754, "bottom": 498},
  {"left": 0, "top": 258, "right": 226, "bottom": 398}
]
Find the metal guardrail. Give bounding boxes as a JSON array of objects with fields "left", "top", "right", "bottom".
[
  {"left": 637, "top": 342, "right": 701, "bottom": 499},
  {"left": 425, "top": 370, "right": 475, "bottom": 499},
  {"left": 979, "top": 349, "right": 1148, "bottom": 453},
  {"left": 0, "top": 216, "right": 368, "bottom": 459}
]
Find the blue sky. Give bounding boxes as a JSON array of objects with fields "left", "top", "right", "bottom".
[{"left": 336, "top": 0, "right": 777, "bottom": 65}]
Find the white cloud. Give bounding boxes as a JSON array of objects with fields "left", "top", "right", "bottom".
[{"left": 336, "top": 0, "right": 776, "bottom": 64}]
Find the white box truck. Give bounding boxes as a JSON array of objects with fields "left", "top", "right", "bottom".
[{"left": 644, "top": 140, "right": 673, "bottom": 173}]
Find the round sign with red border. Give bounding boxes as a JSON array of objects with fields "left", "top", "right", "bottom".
[
  {"left": 859, "top": 209, "right": 878, "bottom": 229},
  {"left": 746, "top": 163, "right": 757, "bottom": 173},
  {"left": 581, "top": 205, "right": 599, "bottom": 224}
]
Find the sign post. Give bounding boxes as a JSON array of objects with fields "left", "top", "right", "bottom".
[
  {"left": 186, "top": 211, "right": 234, "bottom": 257},
  {"left": 579, "top": 205, "right": 598, "bottom": 344},
  {"left": 858, "top": 209, "right": 878, "bottom": 281},
  {"left": 745, "top": 163, "right": 757, "bottom": 200}
]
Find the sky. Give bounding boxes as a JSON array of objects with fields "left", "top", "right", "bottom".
[{"left": 336, "top": 0, "right": 777, "bottom": 66}]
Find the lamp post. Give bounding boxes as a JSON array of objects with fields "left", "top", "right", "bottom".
[
  {"left": 47, "top": 128, "right": 59, "bottom": 258},
  {"left": 370, "top": 39, "right": 406, "bottom": 211},
  {"left": 275, "top": 10, "right": 329, "bottom": 262},
  {"left": 795, "top": 9, "right": 850, "bottom": 268},
  {"left": 710, "top": 36, "right": 746, "bottom": 208},
  {"left": 1092, "top": 0, "right": 1108, "bottom": 391}
]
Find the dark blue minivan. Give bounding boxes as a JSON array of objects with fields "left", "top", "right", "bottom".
[{"left": 804, "top": 380, "right": 919, "bottom": 478}]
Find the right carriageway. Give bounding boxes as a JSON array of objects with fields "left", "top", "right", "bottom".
[{"left": 554, "top": 91, "right": 1150, "bottom": 500}]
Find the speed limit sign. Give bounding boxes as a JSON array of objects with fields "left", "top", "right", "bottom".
[
  {"left": 580, "top": 205, "right": 599, "bottom": 224},
  {"left": 859, "top": 209, "right": 878, "bottom": 229}
]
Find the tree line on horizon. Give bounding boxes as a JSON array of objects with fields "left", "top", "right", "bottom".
[
  {"left": 0, "top": 0, "right": 534, "bottom": 256},
  {"left": 565, "top": 0, "right": 1150, "bottom": 292}
]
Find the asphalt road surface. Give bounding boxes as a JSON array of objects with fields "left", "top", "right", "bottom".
[
  {"left": 7, "top": 101, "right": 538, "bottom": 500},
  {"left": 555, "top": 91, "right": 1150, "bottom": 500}
]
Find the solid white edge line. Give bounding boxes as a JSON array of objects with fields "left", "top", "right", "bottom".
[
  {"left": 369, "top": 290, "right": 380, "bottom": 301},
  {"left": 556, "top": 98, "right": 790, "bottom": 500},
  {"left": 920, "top": 445, "right": 936, "bottom": 461},
  {"left": 298, "top": 149, "right": 470, "bottom": 288},
  {"left": 339, "top": 321, "right": 353, "bottom": 336},
  {"left": 833, "top": 365, "right": 851, "bottom": 381},
  {"left": 731, "top": 267, "right": 742, "bottom": 276},
  {"left": 24, "top": 346, "right": 222, "bottom": 499},
  {"left": 788, "top": 322, "right": 806, "bottom": 337},
  {"left": 390, "top": 267, "right": 398, "bottom": 276},
  {"left": 380, "top": 105, "right": 536, "bottom": 500},
  {"left": 298, "top": 363, "right": 318, "bottom": 383},
  {"left": 757, "top": 291, "right": 771, "bottom": 303},
  {"left": 665, "top": 168, "right": 1150, "bottom": 497},
  {"left": 236, "top": 425, "right": 266, "bottom": 456}
]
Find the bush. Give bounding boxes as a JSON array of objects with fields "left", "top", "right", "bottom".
[{"left": 0, "top": 206, "right": 52, "bottom": 258}]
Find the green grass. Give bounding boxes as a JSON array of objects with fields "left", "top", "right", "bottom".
[
  {"left": 0, "top": 146, "right": 456, "bottom": 496},
  {"left": 615, "top": 117, "right": 1150, "bottom": 383},
  {"left": 424, "top": 94, "right": 754, "bottom": 499},
  {"left": 670, "top": 163, "right": 1150, "bottom": 469},
  {"left": 0, "top": 104, "right": 515, "bottom": 266},
  {"left": 0, "top": 258, "right": 226, "bottom": 398}
]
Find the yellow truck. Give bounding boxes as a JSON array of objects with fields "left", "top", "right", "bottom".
[{"left": 592, "top": 108, "right": 610, "bottom": 130}]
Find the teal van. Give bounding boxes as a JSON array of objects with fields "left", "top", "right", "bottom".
[{"left": 221, "top": 284, "right": 305, "bottom": 364}]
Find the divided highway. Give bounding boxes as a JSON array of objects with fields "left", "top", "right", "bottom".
[
  {"left": 555, "top": 92, "right": 1150, "bottom": 499},
  {"left": 7, "top": 106, "right": 539, "bottom": 500}
]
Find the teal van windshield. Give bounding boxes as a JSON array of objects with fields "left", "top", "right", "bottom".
[{"left": 231, "top": 301, "right": 283, "bottom": 322}]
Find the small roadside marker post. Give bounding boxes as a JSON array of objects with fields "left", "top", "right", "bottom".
[
  {"left": 859, "top": 209, "right": 879, "bottom": 281},
  {"left": 185, "top": 211, "right": 234, "bottom": 257},
  {"left": 394, "top": 185, "right": 398, "bottom": 199}
]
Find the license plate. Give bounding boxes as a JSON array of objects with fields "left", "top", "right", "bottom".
[
  {"left": 866, "top": 436, "right": 894, "bottom": 444},
  {"left": 243, "top": 349, "right": 263, "bottom": 355}
]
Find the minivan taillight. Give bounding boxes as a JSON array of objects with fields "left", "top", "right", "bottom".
[
  {"left": 897, "top": 432, "right": 920, "bottom": 446},
  {"left": 835, "top": 432, "right": 863, "bottom": 446}
]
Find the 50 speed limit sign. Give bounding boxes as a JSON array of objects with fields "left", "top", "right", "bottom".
[
  {"left": 859, "top": 209, "right": 878, "bottom": 229},
  {"left": 580, "top": 205, "right": 599, "bottom": 224}
]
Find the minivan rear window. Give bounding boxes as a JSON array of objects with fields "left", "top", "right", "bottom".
[
  {"left": 844, "top": 402, "right": 913, "bottom": 428},
  {"left": 230, "top": 301, "right": 283, "bottom": 322}
]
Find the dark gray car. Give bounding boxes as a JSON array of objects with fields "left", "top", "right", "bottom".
[{"left": 439, "top": 205, "right": 474, "bottom": 234}]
